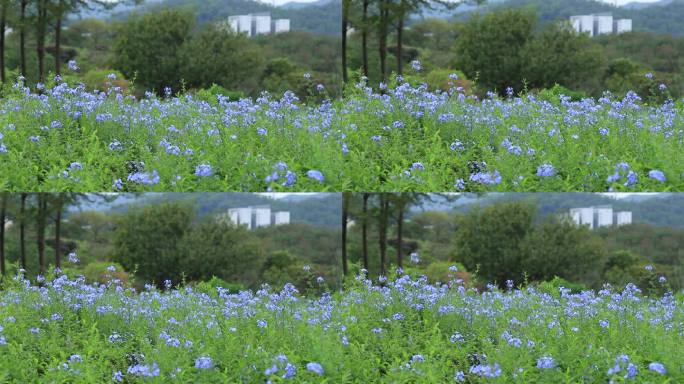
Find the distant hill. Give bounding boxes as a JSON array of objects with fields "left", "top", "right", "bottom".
[
  {"left": 416, "top": 193, "right": 684, "bottom": 229},
  {"left": 622, "top": 0, "right": 674, "bottom": 10},
  {"left": 110, "top": 0, "right": 341, "bottom": 36},
  {"left": 445, "top": 0, "right": 684, "bottom": 36}
]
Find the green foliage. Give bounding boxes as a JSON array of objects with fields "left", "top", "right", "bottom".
[
  {"left": 113, "top": 202, "right": 194, "bottom": 287},
  {"left": 536, "top": 84, "right": 589, "bottom": 103},
  {"left": 113, "top": 9, "right": 195, "bottom": 94},
  {"left": 454, "top": 201, "right": 604, "bottom": 287},
  {"left": 179, "top": 220, "right": 264, "bottom": 288},
  {"left": 536, "top": 276, "right": 589, "bottom": 296},
  {"left": 81, "top": 69, "right": 129, "bottom": 92},
  {"left": 181, "top": 25, "right": 262, "bottom": 94},
  {"left": 455, "top": 9, "right": 536, "bottom": 93},
  {"left": 82, "top": 261, "right": 129, "bottom": 285},
  {"left": 194, "top": 85, "right": 246, "bottom": 105},
  {"left": 455, "top": 9, "right": 603, "bottom": 94},
  {"left": 194, "top": 276, "right": 247, "bottom": 297}
]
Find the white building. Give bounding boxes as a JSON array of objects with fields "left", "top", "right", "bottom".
[
  {"left": 570, "top": 207, "right": 595, "bottom": 229},
  {"left": 225, "top": 14, "right": 290, "bottom": 37},
  {"left": 227, "top": 207, "right": 252, "bottom": 228},
  {"left": 568, "top": 206, "right": 633, "bottom": 230},
  {"left": 227, "top": 15, "right": 252, "bottom": 36},
  {"left": 254, "top": 206, "right": 272, "bottom": 228},
  {"left": 570, "top": 15, "right": 595, "bottom": 37},
  {"left": 595, "top": 14, "right": 614, "bottom": 35},
  {"left": 273, "top": 211, "right": 291, "bottom": 226},
  {"left": 222, "top": 206, "right": 290, "bottom": 229},
  {"left": 616, "top": 211, "right": 633, "bottom": 226},
  {"left": 570, "top": 14, "right": 632, "bottom": 37},
  {"left": 273, "top": 19, "right": 291, "bottom": 34},
  {"left": 615, "top": 19, "right": 633, "bottom": 34}
]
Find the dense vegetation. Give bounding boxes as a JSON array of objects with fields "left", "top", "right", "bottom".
[
  {"left": 0, "top": 194, "right": 342, "bottom": 292},
  {"left": 2, "top": 72, "right": 682, "bottom": 192},
  {"left": 0, "top": 2, "right": 341, "bottom": 99},
  {"left": 343, "top": 194, "right": 684, "bottom": 292},
  {"left": 473, "top": 0, "right": 684, "bottom": 36},
  {"left": 0, "top": 270, "right": 681, "bottom": 382}
]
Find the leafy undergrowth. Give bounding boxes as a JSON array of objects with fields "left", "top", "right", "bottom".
[
  {"left": 1, "top": 75, "right": 683, "bottom": 191},
  {"left": 0, "top": 269, "right": 681, "bottom": 382}
]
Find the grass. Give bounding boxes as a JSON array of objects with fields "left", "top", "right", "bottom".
[
  {"left": 0, "top": 268, "right": 681, "bottom": 382},
  {"left": 0, "top": 75, "right": 683, "bottom": 191}
]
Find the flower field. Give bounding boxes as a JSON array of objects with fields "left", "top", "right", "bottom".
[
  {"left": 0, "top": 270, "right": 682, "bottom": 382},
  {"left": 0, "top": 76, "right": 682, "bottom": 192}
]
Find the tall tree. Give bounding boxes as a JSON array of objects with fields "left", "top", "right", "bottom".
[
  {"left": 361, "top": 193, "right": 369, "bottom": 271},
  {"left": 0, "top": 0, "right": 8, "bottom": 83},
  {"left": 48, "top": 193, "right": 73, "bottom": 269},
  {"left": 342, "top": 0, "right": 350, "bottom": 85},
  {"left": 19, "top": 193, "right": 27, "bottom": 270},
  {"left": 36, "top": 0, "right": 50, "bottom": 83},
  {"left": 377, "top": 0, "right": 389, "bottom": 83},
  {"left": 361, "top": 0, "right": 370, "bottom": 78},
  {"left": 341, "top": 192, "right": 350, "bottom": 276},
  {"left": 36, "top": 193, "right": 47, "bottom": 275},
  {"left": 378, "top": 194, "right": 389, "bottom": 276},
  {"left": 19, "top": 0, "right": 28, "bottom": 79},
  {"left": 0, "top": 193, "right": 7, "bottom": 275}
]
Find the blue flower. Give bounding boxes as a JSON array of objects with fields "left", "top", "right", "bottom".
[
  {"left": 195, "top": 164, "right": 213, "bottom": 177},
  {"left": 306, "top": 170, "right": 324, "bottom": 183},
  {"left": 127, "top": 170, "right": 160, "bottom": 185},
  {"left": 536, "top": 356, "right": 556, "bottom": 369},
  {"left": 306, "top": 362, "right": 324, "bottom": 376},
  {"left": 648, "top": 362, "right": 666, "bottom": 375},
  {"left": 411, "top": 162, "right": 425, "bottom": 171},
  {"left": 127, "top": 363, "right": 160, "bottom": 377},
  {"left": 648, "top": 170, "right": 666, "bottom": 183},
  {"left": 195, "top": 356, "right": 214, "bottom": 369},
  {"left": 469, "top": 170, "right": 502, "bottom": 185},
  {"left": 536, "top": 164, "right": 556, "bottom": 177}
]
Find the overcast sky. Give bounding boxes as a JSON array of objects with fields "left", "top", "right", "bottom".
[{"left": 602, "top": 0, "right": 661, "bottom": 4}]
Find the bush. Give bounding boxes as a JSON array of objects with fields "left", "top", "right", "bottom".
[
  {"left": 83, "top": 261, "right": 129, "bottom": 285},
  {"left": 81, "top": 69, "right": 129, "bottom": 92},
  {"left": 537, "top": 276, "right": 589, "bottom": 297},
  {"left": 195, "top": 84, "right": 245, "bottom": 105}
]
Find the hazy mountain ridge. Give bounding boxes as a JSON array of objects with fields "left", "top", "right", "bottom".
[
  {"left": 74, "top": 193, "right": 341, "bottom": 229},
  {"left": 412, "top": 193, "right": 684, "bottom": 228},
  {"left": 439, "top": 0, "right": 684, "bottom": 36}
]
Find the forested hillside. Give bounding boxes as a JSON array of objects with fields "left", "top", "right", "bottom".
[
  {"left": 115, "top": 0, "right": 341, "bottom": 35},
  {"left": 447, "top": 0, "right": 684, "bottom": 36}
]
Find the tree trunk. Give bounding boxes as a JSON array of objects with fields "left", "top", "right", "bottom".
[
  {"left": 378, "top": 0, "right": 389, "bottom": 83},
  {"left": 55, "top": 15, "right": 62, "bottom": 76},
  {"left": 362, "top": 0, "right": 369, "bottom": 78},
  {"left": 341, "top": 193, "right": 349, "bottom": 277},
  {"left": 54, "top": 201, "right": 62, "bottom": 269},
  {"left": 20, "top": 0, "right": 27, "bottom": 79},
  {"left": 341, "top": 0, "right": 349, "bottom": 86},
  {"left": 396, "top": 201, "right": 404, "bottom": 268},
  {"left": 0, "top": 193, "right": 6, "bottom": 276},
  {"left": 36, "top": 0, "right": 48, "bottom": 83},
  {"left": 0, "top": 2, "right": 7, "bottom": 84},
  {"left": 20, "top": 193, "right": 27, "bottom": 270},
  {"left": 362, "top": 193, "right": 369, "bottom": 271},
  {"left": 37, "top": 194, "right": 47, "bottom": 276},
  {"left": 378, "top": 194, "right": 388, "bottom": 277},
  {"left": 396, "top": 13, "right": 404, "bottom": 76}
]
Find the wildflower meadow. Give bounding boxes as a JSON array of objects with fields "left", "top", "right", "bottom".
[
  {"left": 0, "top": 269, "right": 682, "bottom": 383},
  {"left": 1, "top": 72, "right": 683, "bottom": 192}
]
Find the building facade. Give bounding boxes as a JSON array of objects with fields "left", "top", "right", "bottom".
[
  {"left": 222, "top": 206, "right": 291, "bottom": 229},
  {"left": 570, "top": 14, "right": 632, "bottom": 37},
  {"left": 225, "top": 14, "right": 291, "bottom": 37},
  {"left": 568, "top": 206, "right": 633, "bottom": 229}
]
